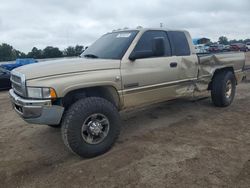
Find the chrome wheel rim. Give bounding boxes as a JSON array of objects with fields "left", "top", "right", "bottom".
[
  {"left": 225, "top": 80, "right": 232, "bottom": 99},
  {"left": 81, "top": 113, "right": 110, "bottom": 145}
]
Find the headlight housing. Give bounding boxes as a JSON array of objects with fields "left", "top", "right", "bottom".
[{"left": 27, "top": 87, "right": 57, "bottom": 99}]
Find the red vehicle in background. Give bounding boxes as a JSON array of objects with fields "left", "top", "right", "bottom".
[
  {"left": 230, "top": 43, "right": 248, "bottom": 52},
  {"left": 208, "top": 44, "right": 224, "bottom": 53}
]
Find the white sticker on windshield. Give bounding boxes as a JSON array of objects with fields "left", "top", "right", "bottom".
[{"left": 116, "top": 33, "right": 131, "bottom": 38}]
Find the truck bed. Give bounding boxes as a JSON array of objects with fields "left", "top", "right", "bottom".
[
  {"left": 197, "top": 52, "right": 245, "bottom": 75},
  {"left": 244, "top": 52, "right": 250, "bottom": 70},
  {"left": 195, "top": 52, "right": 245, "bottom": 91},
  {"left": 243, "top": 52, "right": 250, "bottom": 78}
]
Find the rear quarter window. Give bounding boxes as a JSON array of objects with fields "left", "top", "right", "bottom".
[{"left": 167, "top": 31, "right": 190, "bottom": 56}]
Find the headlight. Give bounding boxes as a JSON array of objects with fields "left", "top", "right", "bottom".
[{"left": 27, "top": 87, "right": 57, "bottom": 99}]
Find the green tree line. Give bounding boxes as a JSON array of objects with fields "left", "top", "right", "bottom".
[
  {"left": 0, "top": 44, "right": 85, "bottom": 62},
  {"left": 218, "top": 36, "right": 250, "bottom": 45}
]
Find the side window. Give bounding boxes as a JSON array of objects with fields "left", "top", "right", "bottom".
[
  {"left": 168, "top": 31, "right": 190, "bottom": 56},
  {"left": 133, "top": 31, "right": 171, "bottom": 57}
]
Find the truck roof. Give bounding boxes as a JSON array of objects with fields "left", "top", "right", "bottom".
[
  {"left": 110, "top": 27, "right": 195, "bottom": 55},
  {"left": 111, "top": 28, "right": 188, "bottom": 33}
]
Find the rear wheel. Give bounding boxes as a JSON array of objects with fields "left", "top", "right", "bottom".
[
  {"left": 61, "top": 97, "right": 121, "bottom": 158},
  {"left": 211, "top": 71, "right": 236, "bottom": 107}
]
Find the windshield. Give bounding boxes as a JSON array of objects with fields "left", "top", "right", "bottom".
[{"left": 81, "top": 31, "right": 138, "bottom": 60}]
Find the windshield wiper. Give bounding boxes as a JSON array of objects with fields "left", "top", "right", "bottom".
[{"left": 84, "top": 54, "right": 99, "bottom": 58}]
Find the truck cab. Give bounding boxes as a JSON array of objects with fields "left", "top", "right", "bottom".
[{"left": 118, "top": 29, "right": 199, "bottom": 107}]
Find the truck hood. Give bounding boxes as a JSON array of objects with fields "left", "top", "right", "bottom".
[{"left": 14, "top": 58, "right": 121, "bottom": 80}]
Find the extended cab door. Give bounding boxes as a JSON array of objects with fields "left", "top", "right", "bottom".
[
  {"left": 121, "top": 30, "right": 196, "bottom": 108},
  {"left": 167, "top": 31, "right": 198, "bottom": 81}
]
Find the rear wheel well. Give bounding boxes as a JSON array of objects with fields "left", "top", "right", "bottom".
[
  {"left": 208, "top": 67, "right": 235, "bottom": 90},
  {"left": 62, "top": 86, "right": 121, "bottom": 110}
]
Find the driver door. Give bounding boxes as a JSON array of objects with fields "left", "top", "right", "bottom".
[{"left": 121, "top": 30, "right": 182, "bottom": 108}]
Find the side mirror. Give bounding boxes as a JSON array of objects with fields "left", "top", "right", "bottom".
[
  {"left": 152, "top": 37, "right": 165, "bottom": 57},
  {"left": 129, "top": 37, "right": 165, "bottom": 61},
  {"left": 129, "top": 50, "right": 153, "bottom": 61}
]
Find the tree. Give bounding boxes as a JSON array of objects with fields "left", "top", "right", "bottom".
[
  {"left": 218, "top": 36, "right": 229, "bottom": 45},
  {"left": 244, "top": 39, "right": 250, "bottom": 43},
  {"left": 64, "top": 45, "right": 84, "bottom": 57},
  {"left": 0, "top": 43, "right": 16, "bottom": 61},
  {"left": 75, "top": 45, "right": 84, "bottom": 56},
  {"left": 14, "top": 50, "right": 26, "bottom": 58},
  {"left": 43, "top": 46, "right": 63, "bottom": 58},
  {"left": 64, "top": 46, "right": 76, "bottom": 57},
  {"left": 27, "top": 47, "right": 43, "bottom": 59}
]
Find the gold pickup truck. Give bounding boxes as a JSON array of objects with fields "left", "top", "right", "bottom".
[{"left": 9, "top": 28, "right": 246, "bottom": 158}]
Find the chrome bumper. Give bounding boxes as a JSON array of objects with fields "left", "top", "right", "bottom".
[{"left": 9, "top": 89, "right": 64, "bottom": 125}]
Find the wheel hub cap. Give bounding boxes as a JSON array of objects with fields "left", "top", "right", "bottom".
[
  {"left": 88, "top": 121, "right": 103, "bottom": 136},
  {"left": 81, "top": 113, "right": 110, "bottom": 145}
]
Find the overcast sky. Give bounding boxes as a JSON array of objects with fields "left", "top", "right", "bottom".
[{"left": 0, "top": 0, "right": 250, "bottom": 53}]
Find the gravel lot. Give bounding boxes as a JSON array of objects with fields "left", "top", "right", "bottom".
[{"left": 0, "top": 53, "right": 250, "bottom": 188}]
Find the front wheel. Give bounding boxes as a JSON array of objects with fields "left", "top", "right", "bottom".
[
  {"left": 61, "top": 97, "right": 121, "bottom": 158},
  {"left": 211, "top": 71, "right": 236, "bottom": 107}
]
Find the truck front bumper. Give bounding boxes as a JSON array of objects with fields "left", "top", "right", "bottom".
[{"left": 9, "top": 89, "right": 64, "bottom": 125}]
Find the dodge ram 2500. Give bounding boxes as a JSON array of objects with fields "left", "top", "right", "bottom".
[{"left": 9, "top": 28, "right": 246, "bottom": 158}]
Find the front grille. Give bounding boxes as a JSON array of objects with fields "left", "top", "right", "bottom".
[
  {"left": 12, "top": 82, "right": 23, "bottom": 96},
  {"left": 11, "top": 74, "right": 21, "bottom": 83},
  {"left": 10, "top": 72, "right": 25, "bottom": 97}
]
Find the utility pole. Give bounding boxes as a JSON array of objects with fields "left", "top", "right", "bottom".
[{"left": 160, "top": 23, "right": 163, "bottom": 28}]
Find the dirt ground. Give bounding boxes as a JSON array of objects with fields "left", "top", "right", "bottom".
[{"left": 1, "top": 54, "right": 250, "bottom": 188}]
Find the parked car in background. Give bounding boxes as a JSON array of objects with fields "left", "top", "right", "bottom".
[
  {"left": 246, "top": 42, "right": 250, "bottom": 50},
  {"left": 0, "top": 67, "right": 11, "bottom": 90},
  {"left": 230, "top": 43, "right": 248, "bottom": 52},
  {"left": 208, "top": 44, "right": 224, "bottom": 53},
  {"left": 195, "top": 44, "right": 209, "bottom": 53},
  {"left": 1, "top": 58, "right": 38, "bottom": 71},
  {"left": 223, "top": 45, "right": 231, "bottom": 52}
]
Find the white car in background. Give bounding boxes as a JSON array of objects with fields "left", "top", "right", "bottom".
[
  {"left": 195, "top": 44, "right": 209, "bottom": 53},
  {"left": 246, "top": 42, "right": 250, "bottom": 50}
]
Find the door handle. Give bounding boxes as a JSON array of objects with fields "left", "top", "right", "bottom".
[{"left": 170, "top": 62, "right": 178, "bottom": 68}]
